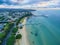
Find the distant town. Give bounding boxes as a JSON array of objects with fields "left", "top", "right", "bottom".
[{"left": 0, "top": 9, "right": 34, "bottom": 45}]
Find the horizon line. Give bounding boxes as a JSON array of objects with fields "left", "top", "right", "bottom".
[{"left": 0, "top": 8, "right": 60, "bottom": 10}]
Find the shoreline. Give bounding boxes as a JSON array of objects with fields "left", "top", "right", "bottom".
[{"left": 15, "top": 17, "right": 29, "bottom": 45}]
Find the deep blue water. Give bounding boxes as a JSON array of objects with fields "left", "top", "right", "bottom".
[{"left": 26, "top": 10, "right": 60, "bottom": 45}]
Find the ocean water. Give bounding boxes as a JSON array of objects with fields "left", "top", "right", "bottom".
[{"left": 26, "top": 10, "right": 60, "bottom": 45}]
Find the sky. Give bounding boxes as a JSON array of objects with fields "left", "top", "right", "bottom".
[{"left": 0, "top": 0, "right": 60, "bottom": 8}]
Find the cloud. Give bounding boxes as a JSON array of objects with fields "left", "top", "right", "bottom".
[
  {"left": 0, "top": 3, "right": 32, "bottom": 9},
  {"left": 0, "top": 0, "right": 60, "bottom": 8},
  {"left": 9, "top": 0, "right": 31, "bottom": 5},
  {"left": 31, "top": 0, "right": 60, "bottom": 8}
]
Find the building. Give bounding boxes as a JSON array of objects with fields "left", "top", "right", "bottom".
[{"left": 0, "top": 24, "right": 4, "bottom": 31}]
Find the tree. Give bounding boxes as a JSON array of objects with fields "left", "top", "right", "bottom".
[
  {"left": 16, "top": 34, "right": 22, "bottom": 39},
  {"left": 0, "top": 40, "right": 2, "bottom": 44},
  {"left": 6, "top": 34, "right": 15, "bottom": 45},
  {"left": 12, "top": 27, "right": 18, "bottom": 34}
]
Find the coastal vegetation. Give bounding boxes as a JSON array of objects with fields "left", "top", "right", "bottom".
[
  {"left": 6, "top": 27, "right": 18, "bottom": 45},
  {"left": 20, "top": 26, "right": 23, "bottom": 29},
  {"left": 0, "top": 32, "right": 6, "bottom": 40},
  {"left": 12, "top": 27, "right": 18, "bottom": 34},
  {"left": 0, "top": 22, "right": 14, "bottom": 44},
  {"left": 4, "top": 23, "right": 14, "bottom": 33},
  {"left": 6, "top": 27, "right": 22, "bottom": 45},
  {"left": 6, "top": 34, "right": 15, "bottom": 45},
  {"left": 16, "top": 12, "right": 33, "bottom": 25},
  {"left": 16, "top": 34, "right": 22, "bottom": 39},
  {"left": 20, "top": 17, "right": 25, "bottom": 23},
  {"left": 0, "top": 11, "right": 33, "bottom": 45},
  {"left": 0, "top": 32, "right": 6, "bottom": 44}
]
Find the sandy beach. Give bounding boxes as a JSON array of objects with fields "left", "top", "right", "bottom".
[{"left": 15, "top": 17, "right": 29, "bottom": 45}]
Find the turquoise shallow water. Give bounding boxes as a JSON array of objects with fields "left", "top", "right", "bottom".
[{"left": 26, "top": 10, "right": 60, "bottom": 45}]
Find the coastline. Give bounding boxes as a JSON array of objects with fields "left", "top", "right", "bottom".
[{"left": 14, "top": 17, "right": 29, "bottom": 45}]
